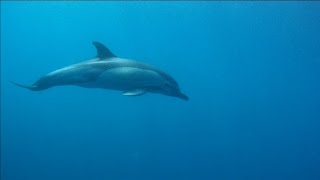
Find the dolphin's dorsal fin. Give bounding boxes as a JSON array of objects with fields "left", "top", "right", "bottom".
[{"left": 92, "top": 41, "right": 116, "bottom": 60}]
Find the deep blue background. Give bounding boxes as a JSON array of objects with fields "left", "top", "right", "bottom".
[{"left": 1, "top": 2, "right": 320, "bottom": 180}]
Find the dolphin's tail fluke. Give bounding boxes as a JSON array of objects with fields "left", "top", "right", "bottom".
[{"left": 11, "top": 82, "right": 38, "bottom": 91}]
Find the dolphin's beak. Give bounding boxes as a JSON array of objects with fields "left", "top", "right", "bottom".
[{"left": 177, "top": 93, "right": 189, "bottom": 101}]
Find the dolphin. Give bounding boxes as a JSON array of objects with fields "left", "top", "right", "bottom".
[{"left": 13, "top": 42, "right": 189, "bottom": 101}]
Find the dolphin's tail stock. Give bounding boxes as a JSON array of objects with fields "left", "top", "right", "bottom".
[{"left": 11, "top": 82, "right": 38, "bottom": 91}]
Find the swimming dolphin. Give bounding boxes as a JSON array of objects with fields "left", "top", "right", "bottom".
[{"left": 13, "top": 42, "right": 189, "bottom": 101}]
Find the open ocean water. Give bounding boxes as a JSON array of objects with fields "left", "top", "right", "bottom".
[{"left": 1, "top": 1, "right": 320, "bottom": 180}]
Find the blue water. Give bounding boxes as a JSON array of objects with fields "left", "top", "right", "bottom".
[{"left": 1, "top": 2, "right": 320, "bottom": 180}]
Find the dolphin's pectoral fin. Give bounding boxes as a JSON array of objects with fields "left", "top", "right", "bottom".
[
  {"left": 92, "top": 41, "right": 117, "bottom": 60},
  {"left": 123, "top": 89, "right": 147, "bottom": 96}
]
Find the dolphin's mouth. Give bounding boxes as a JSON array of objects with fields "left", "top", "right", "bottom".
[{"left": 177, "top": 93, "right": 189, "bottom": 101}]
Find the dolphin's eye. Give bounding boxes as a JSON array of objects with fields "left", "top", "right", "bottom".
[
  {"left": 164, "top": 82, "right": 171, "bottom": 88},
  {"left": 163, "top": 82, "right": 176, "bottom": 93}
]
